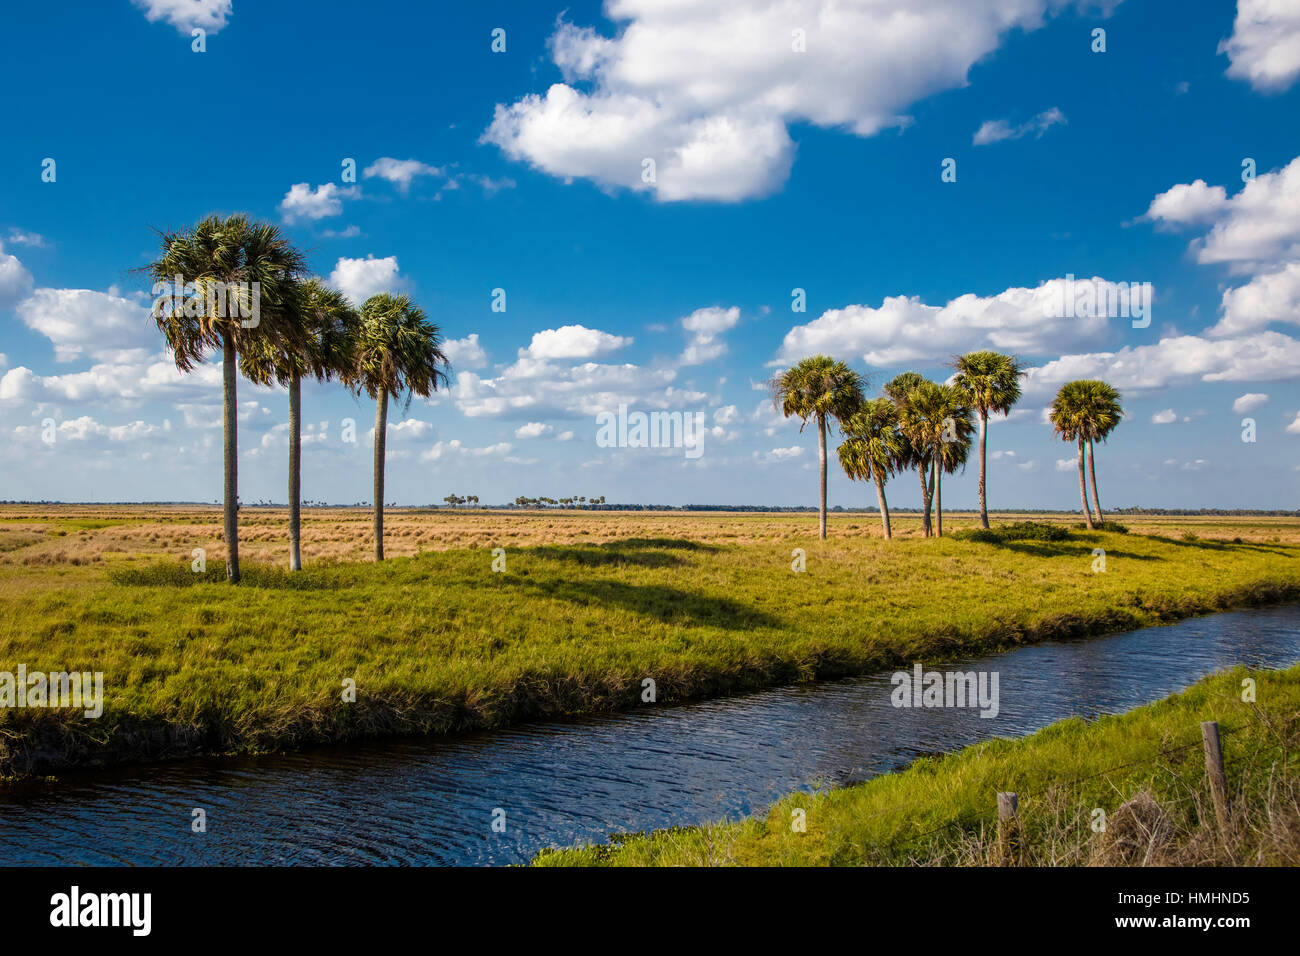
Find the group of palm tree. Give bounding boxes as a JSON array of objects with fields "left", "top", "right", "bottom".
[
  {"left": 771, "top": 352, "right": 1123, "bottom": 539},
  {"left": 148, "top": 214, "right": 450, "bottom": 581},
  {"left": 1048, "top": 379, "right": 1123, "bottom": 529},
  {"left": 151, "top": 214, "right": 1124, "bottom": 581}
]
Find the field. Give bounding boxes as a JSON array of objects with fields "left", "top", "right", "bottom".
[
  {"left": 1, "top": 505, "right": 1298, "bottom": 779},
  {"left": 3, "top": 505, "right": 1300, "bottom": 566},
  {"left": 535, "top": 664, "right": 1300, "bottom": 867}
]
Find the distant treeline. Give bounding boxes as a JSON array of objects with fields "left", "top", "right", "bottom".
[{"left": 4, "top": 500, "right": 1299, "bottom": 516}]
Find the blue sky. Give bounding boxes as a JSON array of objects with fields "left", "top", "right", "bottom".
[{"left": 3, "top": 0, "right": 1299, "bottom": 508}]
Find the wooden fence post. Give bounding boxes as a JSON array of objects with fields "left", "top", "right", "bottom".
[
  {"left": 1201, "top": 720, "right": 1230, "bottom": 834},
  {"left": 997, "top": 791, "right": 1019, "bottom": 865}
]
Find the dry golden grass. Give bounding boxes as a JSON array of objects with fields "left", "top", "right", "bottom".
[{"left": 3, "top": 504, "right": 1298, "bottom": 569}]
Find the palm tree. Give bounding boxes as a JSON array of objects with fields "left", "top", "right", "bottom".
[
  {"left": 1078, "top": 380, "right": 1123, "bottom": 522},
  {"left": 241, "top": 279, "right": 358, "bottom": 571},
  {"left": 147, "top": 214, "right": 306, "bottom": 582},
  {"left": 885, "top": 372, "right": 934, "bottom": 536},
  {"left": 932, "top": 388, "right": 975, "bottom": 538},
  {"left": 837, "top": 398, "right": 904, "bottom": 539},
  {"left": 1050, "top": 380, "right": 1105, "bottom": 529},
  {"left": 898, "top": 381, "right": 973, "bottom": 537},
  {"left": 951, "top": 351, "right": 1023, "bottom": 529},
  {"left": 350, "top": 293, "right": 450, "bottom": 560},
  {"left": 770, "top": 356, "right": 865, "bottom": 540}
]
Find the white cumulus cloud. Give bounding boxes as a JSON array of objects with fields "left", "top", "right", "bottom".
[
  {"left": 1142, "top": 179, "right": 1227, "bottom": 228},
  {"left": 132, "top": 0, "right": 231, "bottom": 34},
  {"left": 443, "top": 333, "right": 488, "bottom": 370},
  {"left": 1024, "top": 331, "right": 1300, "bottom": 396},
  {"left": 1215, "top": 261, "right": 1300, "bottom": 336},
  {"left": 0, "top": 241, "right": 34, "bottom": 308},
  {"left": 421, "top": 439, "right": 513, "bottom": 462},
  {"left": 16, "top": 288, "right": 155, "bottom": 364},
  {"left": 1219, "top": 0, "right": 1300, "bottom": 92},
  {"left": 484, "top": 1, "right": 1109, "bottom": 202},
  {"left": 1146, "top": 157, "right": 1300, "bottom": 273},
  {"left": 515, "top": 422, "right": 554, "bottom": 438},
  {"left": 680, "top": 306, "right": 740, "bottom": 365},
  {"left": 362, "top": 158, "right": 444, "bottom": 193},
  {"left": 1233, "top": 392, "right": 1269, "bottom": 413},
  {"left": 327, "top": 255, "right": 403, "bottom": 307},
  {"left": 1146, "top": 156, "right": 1300, "bottom": 342},
  {"left": 525, "top": 325, "right": 632, "bottom": 360},
  {"left": 774, "top": 277, "right": 1138, "bottom": 367},
  {"left": 764, "top": 446, "right": 803, "bottom": 462},
  {"left": 279, "top": 183, "right": 359, "bottom": 224}
]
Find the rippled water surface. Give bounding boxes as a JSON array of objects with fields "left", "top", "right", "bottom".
[{"left": 2, "top": 604, "right": 1297, "bottom": 865}]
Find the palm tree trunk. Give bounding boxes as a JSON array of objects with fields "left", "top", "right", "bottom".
[
  {"left": 817, "top": 414, "right": 827, "bottom": 540},
  {"left": 1086, "top": 437, "right": 1103, "bottom": 523},
  {"left": 221, "top": 329, "right": 240, "bottom": 583},
  {"left": 1077, "top": 436, "right": 1094, "bottom": 529},
  {"left": 373, "top": 389, "right": 388, "bottom": 561},
  {"left": 874, "top": 472, "right": 891, "bottom": 540},
  {"left": 977, "top": 410, "right": 989, "bottom": 529},
  {"left": 934, "top": 454, "right": 943, "bottom": 537},
  {"left": 918, "top": 459, "right": 933, "bottom": 537},
  {"left": 288, "top": 370, "right": 302, "bottom": 572}
]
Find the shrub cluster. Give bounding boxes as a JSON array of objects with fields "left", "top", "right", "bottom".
[{"left": 953, "top": 521, "right": 1071, "bottom": 544}]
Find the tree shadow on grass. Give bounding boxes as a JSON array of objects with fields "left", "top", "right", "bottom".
[
  {"left": 514, "top": 576, "right": 778, "bottom": 629},
  {"left": 521, "top": 537, "right": 722, "bottom": 570},
  {"left": 1137, "top": 534, "right": 1297, "bottom": 559},
  {"left": 969, "top": 539, "right": 1164, "bottom": 561}
]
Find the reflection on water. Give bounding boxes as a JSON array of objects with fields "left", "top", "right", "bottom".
[{"left": 1, "top": 605, "right": 1297, "bottom": 866}]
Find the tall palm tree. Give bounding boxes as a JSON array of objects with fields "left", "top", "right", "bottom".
[
  {"left": 147, "top": 214, "right": 306, "bottom": 582},
  {"left": 837, "top": 398, "right": 905, "bottom": 539},
  {"left": 932, "top": 388, "right": 975, "bottom": 538},
  {"left": 240, "top": 279, "right": 359, "bottom": 570},
  {"left": 898, "top": 381, "right": 973, "bottom": 537},
  {"left": 885, "top": 372, "right": 934, "bottom": 536},
  {"left": 1050, "top": 380, "right": 1103, "bottom": 529},
  {"left": 1079, "top": 380, "right": 1123, "bottom": 522},
  {"left": 951, "top": 350, "right": 1023, "bottom": 529},
  {"left": 771, "top": 356, "right": 865, "bottom": 540},
  {"left": 350, "top": 293, "right": 450, "bottom": 560}
]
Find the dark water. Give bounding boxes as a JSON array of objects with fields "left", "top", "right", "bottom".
[{"left": 2, "top": 605, "right": 1298, "bottom": 866}]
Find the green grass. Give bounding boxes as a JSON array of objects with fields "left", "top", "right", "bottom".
[
  {"left": 534, "top": 665, "right": 1300, "bottom": 866},
  {"left": 1, "top": 527, "right": 1298, "bottom": 778}
]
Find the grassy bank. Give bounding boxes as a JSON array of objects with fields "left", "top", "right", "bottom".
[
  {"left": 1, "top": 508, "right": 1297, "bottom": 778},
  {"left": 535, "top": 665, "right": 1300, "bottom": 866}
]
